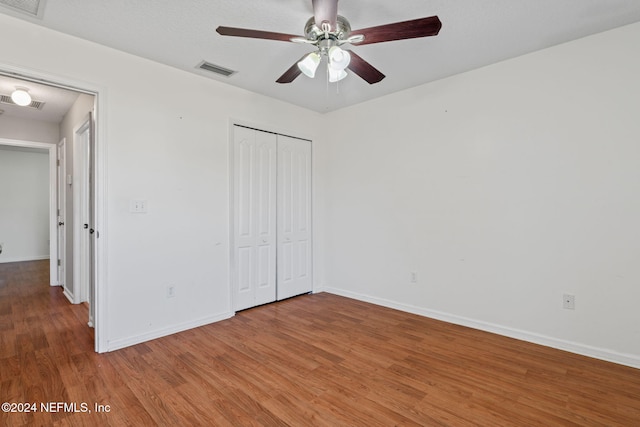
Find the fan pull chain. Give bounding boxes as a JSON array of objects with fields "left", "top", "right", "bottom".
[{"left": 326, "top": 62, "right": 329, "bottom": 104}]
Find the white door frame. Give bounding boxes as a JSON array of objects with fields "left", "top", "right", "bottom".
[
  {"left": 57, "top": 138, "right": 67, "bottom": 289},
  {"left": 0, "top": 64, "right": 107, "bottom": 353},
  {"left": 0, "top": 138, "right": 57, "bottom": 285}
]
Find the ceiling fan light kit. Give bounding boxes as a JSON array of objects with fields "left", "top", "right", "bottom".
[
  {"left": 328, "top": 46, "right": 350, "bottom": 71},
  {"left": 216, "top": 0, "right": 441, "bottom": 86},
  {"left": 296, "top": 42, "right": 351, "bottom": 82},
  {"left": 328, "top": 68, "right": 347, "bottom": 83},
  {"left": 298, "top": 52, "right": 321, "bottom": 78}
]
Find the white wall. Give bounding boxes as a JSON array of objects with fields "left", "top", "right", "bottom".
[
  {"left": 321, "top": 22, "right": 640, "bottom": 367},
  {"left": 0, "top": 116, "right": 59, "bottom": 143},
  {"left": 0, "top": 147, "right": 50, "bottom": 262},
  {"left": 0, "top": 13, "right": 323, "bottom": 351}
]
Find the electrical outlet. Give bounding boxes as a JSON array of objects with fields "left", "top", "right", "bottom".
[
  {"left": 410, "top": 272, "right": 417, "bottom": 283},
  {"left": 167, "top": 286, "right": 176, "bottom": 298},
  {"left": 563, "top": 294, "right": 575, "bottom": 310}
]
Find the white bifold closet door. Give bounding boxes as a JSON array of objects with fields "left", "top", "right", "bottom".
[
  {"left": 276, "top": 134, "right": 312, "bottom": 301},
  {"left": 233, "top": 126, "right": 312, "bottom": 311}
]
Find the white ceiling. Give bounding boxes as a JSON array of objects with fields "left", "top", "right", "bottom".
[
  {"left": 0, "top": 74, "right": 79, "bottom": 123},
  {"left": 2, "top": 0, "right": 640, "bottom": 113}
]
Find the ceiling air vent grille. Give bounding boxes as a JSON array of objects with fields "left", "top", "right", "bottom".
[
  {"left": 0, "top": 94, "right": 45, "bottom": 110},
  {"left": 197, "top": 61, "right": 236, "bottom": 77},
  {"left": 0, "top": 0, "right": 44, "bottom": 17}
]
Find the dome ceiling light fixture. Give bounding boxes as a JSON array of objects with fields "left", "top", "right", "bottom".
[
  {"left": 11, "top": 87, "right": 32, "bottom": 107},
  {"left": 216, "top": 0, "right": 441, "bottom": 86}
]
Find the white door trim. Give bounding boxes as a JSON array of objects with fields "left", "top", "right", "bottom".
[
  {"left": 57, "top": 138, "right": 67, "bottom": 289},
  {"left": 0, "top": 138, "right": 57, "bottom": 284},
  {"left": 0, "top": 63, "right": 108, "bottom": 353}
]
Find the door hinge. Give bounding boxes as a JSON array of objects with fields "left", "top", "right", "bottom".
[
  {"left": 57, "top": 159, "right": 60, "bottom": 166},
  {"left": 57, "top": 259, "right": 61, "bottom": 266}
]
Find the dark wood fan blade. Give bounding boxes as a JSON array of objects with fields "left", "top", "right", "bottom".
[
  {"left": 351, "top": 16, "right": 442, "bottom": 46},
  {"left": 312, "top": 0, "right": 338, "bottom": 30},
  {"left": 216, "top": 26, "right": 299, "bottom": 42},
  {"left": 345, "top": 50, "right": 385, "bottom": 84},
  {"left": 276, "top": 55, "right": 307, "bottom": 83}
]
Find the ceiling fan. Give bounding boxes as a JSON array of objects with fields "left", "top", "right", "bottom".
[{"left": 216, "top": 0, "right": 442, "bottom": 85}]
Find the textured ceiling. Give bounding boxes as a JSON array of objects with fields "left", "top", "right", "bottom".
[{"left": 2, "top": 0, "right": 640, "bottom": 113}]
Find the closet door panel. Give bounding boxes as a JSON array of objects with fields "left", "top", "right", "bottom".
[
  {"left": 233, "top": 126, "right": 277, "bottom": 310},
  {"left": 277, "top": 135, "right": 312, "bottom": 300}
]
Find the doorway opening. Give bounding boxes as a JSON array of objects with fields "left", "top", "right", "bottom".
[{"left": 0, "top": 67, "right": 103, "bottom": 352}]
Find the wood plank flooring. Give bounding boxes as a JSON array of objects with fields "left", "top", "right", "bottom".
[{"left": 1, "top": 260, "right": 639, "bottom": 426}]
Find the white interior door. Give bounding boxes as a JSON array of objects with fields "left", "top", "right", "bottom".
[
  {"left": 232, "top": 126, "right": 312, "bottom": 310},
  {"left": 277, "top": 135, "right": 312, "bottom": 300},
  {"left": 57, "top": 138, "right": 66, "bottom": 288},
  {"left": 233, "top": 126, "right": 277, "bottom": 311},
  {"left": 72, "top": 115, "right": 92, "bottom": 306}
]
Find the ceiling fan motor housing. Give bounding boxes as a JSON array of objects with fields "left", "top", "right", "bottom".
[{"left": 304, "top": 15, "right": 351, "bottom": 42}]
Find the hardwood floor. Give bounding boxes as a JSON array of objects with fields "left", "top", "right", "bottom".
[{"left": 1, "top": 260, "right": 639, "bottom": 426}]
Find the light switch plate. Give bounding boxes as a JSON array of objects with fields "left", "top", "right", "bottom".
[{"left": 130, "top": 199, "right": 148, "bottom": 213}]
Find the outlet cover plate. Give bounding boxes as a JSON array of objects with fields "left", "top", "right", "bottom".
[{"left": 563, "top": 294, "right": 575, "bottom": 310}]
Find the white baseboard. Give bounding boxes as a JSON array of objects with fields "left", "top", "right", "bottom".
[
  {"left": 106, "top": 311, "right": 235, "bottom": 352},
  {"left": 323, "top": 287, "right": 640, "bottom": 370},
  {"left": 0, "top": 255, "right": 50, "bottom": 264},
  {"left": 62, "top": 289, "right": 75, "bottom": 304}
]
